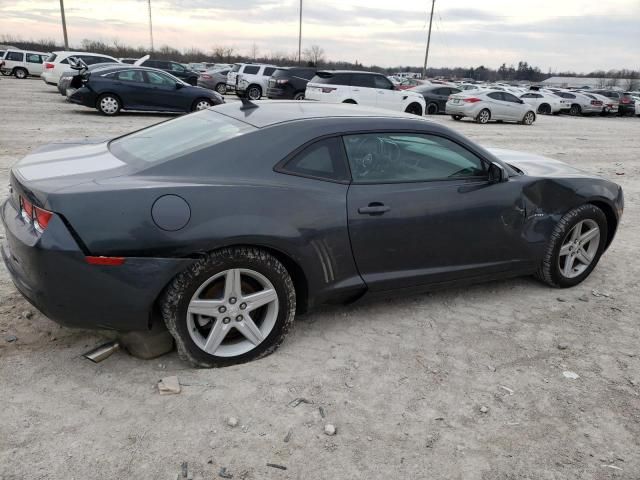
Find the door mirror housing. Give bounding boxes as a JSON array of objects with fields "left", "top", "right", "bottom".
[
  {"left": 175, "top": 82, "right": 184, "bottom": 89},
  {"left": 488, "top": 162, "right": 508, "bottom": 183}
]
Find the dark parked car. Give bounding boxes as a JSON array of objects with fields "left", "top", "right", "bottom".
[
  {"left": 67, "top": 65, "right": 223, "bottom": 115},
  {"left": 591, "top": 90, "right": 636, "bottom": 115},
  {"left": 412, "top": 84, "right": 462, "bottom": 114},
  {"left": 267, "top": 67, "right": 317, "bottom": 100},
  {"left": 197, "top": 68, "right": 230, "bottom": 95},
  {"left": 121, "top": 58, "right": 198, "bottom": 85},
  {"left": 57, "top": 62, "right": 121, "bottom": 96},
  {"left": 1, "top": 102, "right": 623, "bottom": 367}
]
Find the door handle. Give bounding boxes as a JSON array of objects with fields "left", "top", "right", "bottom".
[{"left": 358, "top": 203, "right": 390, "bottom": 215}]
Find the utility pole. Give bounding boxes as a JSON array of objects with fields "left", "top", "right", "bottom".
[
  {"left": 297, "top": 0, "right": 302, "bottom": 64},
  {"left": 59, "top": 0, "right": 69, "bottom": 50},
  {"left": 422, "top": 0, "right": 435, "bottom": 79},
  {"left": 147, "top": 0, "right": 154, "bottom": 52}
]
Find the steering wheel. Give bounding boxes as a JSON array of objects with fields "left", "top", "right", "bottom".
[{"left": 352, "top": 136, "right": 384, "bottom": 177}]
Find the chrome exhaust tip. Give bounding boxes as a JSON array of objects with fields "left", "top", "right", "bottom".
[{"left": 83, "top": 340, "right": 120, "bottom": 363}]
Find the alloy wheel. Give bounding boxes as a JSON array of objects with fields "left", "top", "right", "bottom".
[
  {"left": 15, "top": 69, "right": 26, "bottom": 79},
  {"left": 558, "top": 219, "right": 600, "bottom": 279},
  {"left": 426, "top": 103, "right": 438, "bottom": 115},
  {"left": 100, "top": 96, "right": 119, "bottom": 115},
  {"left": 186, "top": 268, "right": 279, "bottom": 357},
  {"left": 247, "top": 87, "right": 261, "bottom": 100},
  {"left": 478, "top": 109, "right": 490, "bottom": 124},
  {"left": 523, "top": 112, "right": 535, "bottom": 125},
  {"left": 216, "top": 84, "right": 227, "bottom": 95}
]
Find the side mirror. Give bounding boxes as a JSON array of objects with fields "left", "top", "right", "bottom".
[
  {"left": 488, "top": 162, "right": 508, "bottom": 183},
  {"left": 175, "top": 82, "right": 183, "bottom": 89}
]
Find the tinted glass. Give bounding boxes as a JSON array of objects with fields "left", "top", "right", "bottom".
[
  {"left": 46, "top": 53, "right": 57, "bottom": 62},
  {"left": 145, "top": 71, "right": 175, "bottom": 86},
  {"left": 282, "top": 138, "right": 348, "bottom": 182},
  {"left": 521, "top": 93, "right": 534, "bottom": 98},
  {"left": 503, "top": 92, "right": 521, "bottom": 103},
  {"left": 263, "top": 67, "right": 276, "bottom": 76},
  {"left": 350, "top": 74, "right": 375, "bottom": 88},
  {"left": 170, "top": 62, "right": 185, "bottom": 72},
  {"left": 343, "top": 133, "right": 486, "bottom": 184},
  {"left": 374, "top": 75, "right": 393, "bottom": 89},
  {"left": 110, "top": 111, "right": 255, "bottom": 165},
  {"left": 450, "top": 88, "right": 461, "bottom": 94},
  {"left": 6, "top": 52, "right": 24, "bottom": 61},
  {"left": 231, "top": 64, "right": 241, "bottom": 72},
  {"left": 311, "top": 73, "right": 352, "bottom": 85},
  {"left": 116, "top": 70, "right": 145, "bottom": 82},
  {"left": 243, "top": 66, "right": 260, "bottom": 75},
  {"left": 26, "top": 53, "right": 42, "bottom": 63},
  {"left": 487, "top": 92, "right": 503, "bottom": 100}
]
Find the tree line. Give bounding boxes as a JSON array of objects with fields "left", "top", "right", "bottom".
[{"left": 2, "top": 35, "right": 638, "bottom": 85}]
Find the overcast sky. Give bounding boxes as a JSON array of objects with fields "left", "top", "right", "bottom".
[{"left": 2, "top": 0, "right": 638, "bottom": 71}]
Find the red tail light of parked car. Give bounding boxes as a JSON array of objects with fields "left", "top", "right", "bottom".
[
  {"left": 463, "top": 97, "right": 482, "bottom": 103},
  {"left": 20, "top": 195, "right": 53, "bottom": 233}
]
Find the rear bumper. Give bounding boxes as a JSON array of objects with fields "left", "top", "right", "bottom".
[
  {"left": 67, "top": 87, "right": 96, "bottom": 107},
  {"left": 267, "top": 87, "right": 294, "bottom": 99},
  {"left": 445, "top": 102, "right": 476, "bottom": 117},
  {"left": 1, "top": 198, "right": 194, "bottom": 331}
]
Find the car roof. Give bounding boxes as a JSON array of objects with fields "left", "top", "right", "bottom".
[
  {"left": 316, "top": 70, "right": 382, "bottom": 75},
  {"left": 54, "top": 51, "right": 116, "bottom": 58},
  {"left": 213, "top": 100, "right": 425, "bottom": 128}
]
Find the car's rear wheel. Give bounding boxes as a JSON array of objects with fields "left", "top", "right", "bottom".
[
  {"left": 537, "top": 103, "right": 551, "bottom": 115},
  {"left": 451, "top": 115, "right": 463, "bottom": 121},
  {"left": 247, "top": 85, "right": 262, "bottom": 100},
  {"left": 215, "top": 83, "right": 227, "bottom": 95},
  {"left": 293, "top": 92, "right": 305, "bottom": 100},
  {"left": 535, "top": 204, "right": 607, "bottom": 288},
  {"left": 192, "top": 98, "right": 213, "bottom": 111},
  {"left": 97, "top": 94, "right": 121, "bottom": 115},
  {"left": 405, "top": 102, "right": 423, "bottom": 116},
  {"left": 569, "top": 104, "right": 581, "bottom": 116},
  {"left": 161, "top": 247, "right": 296, "bottom": 367},
  {"left": 14, "top": 68, "right": 28, "bottom": 79},
  {"left": 0, "top": 69, "right": 10, "bottom": 76},
  {"left": 522, "top": 111, "right": 536, "bottom": 125},
  {"left": 476, "top": 108, "right": 491, "bottom": 124},
  {"left": 426, "top": 102, "right": 438, "bottom": 115}
]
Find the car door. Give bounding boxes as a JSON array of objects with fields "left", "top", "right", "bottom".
[
  {"left": 373, "top": 75, "right": 399, "bottom": 111},
  {"left": 344, "top": 132, "right": 527, "bottom": 291},
  {"left": 143, "top": 70, "right": 185, "bottom": 111},
  {"left": 502, "top": 92, "right": 526, "bottom": 120},
  {"left": 112, "top": 69, "right": 148, "bottom": 109},
  {"left": 485, "top": 92, "right": 508, "bottom": 119},
  {"left": 349, "top": 73, "right": 377, "bottom": 106},
  {"left": 25, "top": 52, "right": 44, "bottom": 75}
]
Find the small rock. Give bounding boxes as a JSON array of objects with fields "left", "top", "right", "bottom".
[
  {"left": 557, "top": 297, "right": 567, "bottom": 302},
  {"left": 578, "top": 295, "right": 589, "bottom": 302},
  {"left": 21, "top": 310, "right": 33, "bottom": 319},
  {"left": 498, "top": 385, "right": 514, "bottom": 395},
  {"left": 479, "top": 405, "right": 489, "bottom": 414},
  {"left": 563, "top": 371, "right": 580, "bottom": 380},
  {"left": 5, "top": 335, "right": 17, "bottom": 343},
  {"left": 324, "top": 424, "right": 336, "bottom": 436},
  {"left": 218, "top": 467, "right": 233, "bottom": 479},
  {"left": 367, "top": 436, "right": 372, "bottom": 441},
  {"left": 226, "top": 417, "right": 239, "bottom": 428},
  {"left": 266, "top": 463, "right": 287, "bottom": 470},
  {"left": 283, "top": 429, "right": 292, "bottom": 443},
  {"left": 157, "top": 376, "right": 181, "bottom": 395},
  {"left": 557, "top": 343, "right": 569, "bottom": 350}
]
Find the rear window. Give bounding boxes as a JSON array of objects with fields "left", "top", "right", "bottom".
[
  {"left": 109, "top": 111, "right": 255, "bottom": 165},
  {"left": 263, "top": 67, "right": 276, "bottom": 76},
  {"left": 46, "top": 53, "right": 57, "bottom": 62},
  {"left": 311, "top": 73, "right": 352, "bottom": 85},
  {"left": 231, "top": 64, "right": 241, "bottom": 72}
]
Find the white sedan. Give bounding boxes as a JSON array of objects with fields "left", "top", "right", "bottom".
[
  {"left": 446, "top": 90, "right": 536, "bottom": 125},
  {"left": 520, "top": 91, "right": 569, "bottom": 115}
]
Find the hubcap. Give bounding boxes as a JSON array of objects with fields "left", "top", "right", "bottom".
[
  {"left": 196, "top": 100, "right": 210, "bottom": 110},
  {"left": 100, "top": 97, "right": 118, "bottom": 114},
  {"left": 187, "top": 268, "right": 279, "bottom": 357},
  {"left": 248, "top": 88, "right": 260, "bottom": 100},
  {"left": 558, "top": 219, "right": 600, "bottom": 279}
]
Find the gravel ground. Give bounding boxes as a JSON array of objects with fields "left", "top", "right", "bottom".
[{"left": 1, "top": 77, "right": 639, "bottom": 480}]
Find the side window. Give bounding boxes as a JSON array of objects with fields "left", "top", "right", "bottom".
[
  {"left": 145, "top": 71, "right": 175, "bottom": 87},
  {"left": 329, "top": 73, "right": 351, "bottom": 85},
  {"left": 280, "top": 137, "right": 349, "bottom": 182},
  {"left": 521, "top": 93, "right": 533, "bottom": 98},
  {"left": 243, "top": 65, "right": 260, "bottom": 75},
  {"left": 170, "top": 62, "right": 185, "bottom": 72},
  {"left": 487, "top": 92, "right": 504, "bottom": 101},
  {"left": 343, "top": 133, "right": 487, "bottom": 184},
  {"left": 6, "top": 51, "right": 24, "bottom": 62},
  {"left": 503, "top": 93, "right": 521, "bottom": 103},
  {"left": 263, "top": 67, "right": 276, "bottom": 76},
  {"left": 116, "top": 70, "right": 145, "bottom": 83},
  {"left": 301, "top": 69, "right": 316, "bottom": 80},
  {"left": 26, "top": 53, "right": 43, "bottom": 64},
  {"left": 351, "top": 74, "right": 375, "bottom": 88},
  {"left": 374, "top": 75, "right": 393, "bottom": 90},
  {"left": 450, "top": 88, "right": 461, "bottom": 94}
]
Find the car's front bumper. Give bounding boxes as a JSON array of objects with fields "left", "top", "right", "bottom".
[{"left": 1, "top": 198, "right": 194, "bottom": 331}]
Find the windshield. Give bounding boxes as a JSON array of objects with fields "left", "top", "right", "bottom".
[{"left": 109, "top": 110, "right": 255, "bottom": 165}]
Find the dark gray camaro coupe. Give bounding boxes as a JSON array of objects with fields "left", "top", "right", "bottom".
[{"left": 1, "top": 102, "right": 623, "bottom": 366}]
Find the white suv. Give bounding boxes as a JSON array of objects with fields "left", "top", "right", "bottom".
[
  {"left": 41, "top": 51, "right": 119, "bottom": 85},
  {"left": 305, "top": 71, "right": 426, "bottom": 115},
  {"left": 0, "top": 49, "right": 49, "bottom": 78},
  {"left": 226, "top": 63, "right": 277, "bottom": 100}
]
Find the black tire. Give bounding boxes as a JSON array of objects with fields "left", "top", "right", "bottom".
[
  {"left": 535, "top": 204, "right": 608, "bottom": 288},
  {"left": 161, "top": 247, "right": 296, "bottom": 368},
  {"left": 0, "top": 69, "right": 11, "bottom": 76},
  {"left": 14, "top": 68, "right": 28, "bottom": 79},
  {"left": 215, "top": 83, "right": 227, "bottom": 95},
  {"left": 521, "top": 111, "right": 536, "bottom": 125},
  {"left": 476, "top": 108, "right": 491, "bottom": 124},
  {"left": 192, "top": 98, "right": 213, "bottom": 112},
  {"left": 246, "top": 84, "right": 262, "bottom": 100},
  {"left": 342, "top": 99, "right": 357, "bottom": 104},
  {"left": 569, "top": 104, "right": 581, "bottom": 116},
  {"left": 405, "top": 102, "right": 423, "bottom": 116},
  {"left": 426, "top": 102, "right": 438, "bottom": 115},
  {"left": 451, "top": 115, "right": 463, "bottom": 121},
  {"left": 293, "top": 91, "right": 305, "bottom": 100},
  {"left": 96, "top": 93, "right": 121, "bottom": 116},
  {"left": 537, "top": 103, "right": 551, "bottom": 115}
]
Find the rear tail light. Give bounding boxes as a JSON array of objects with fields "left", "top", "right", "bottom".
[
  {"left": 19, "top": 195, "right": 53, "bottom": 232},
  {"left": 85, "top": 256, "right": 126, "bottom": 266},
  {"left": 44, "top": 62, "right": 54, "bottom": 69},
  {"left": 321, "top": 87, "right": 336, "bottom": 93},
  {"left": 200, "top": 74, "right": 212, "bottom": 80},
  {"left": 621, "top": 98, "right": 631, "bottom": 104},
  {"left": 590, "top": 100, "right": 602, "bottom": 106},
  {"left": 463, "top": 97, "right": 482, "bottom": 103},
  {"left": 276, "top": 79, "right": 289, "bottom": 85}
]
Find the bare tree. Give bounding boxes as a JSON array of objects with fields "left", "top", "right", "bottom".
[
  {"left": 303, "top": 45, "right": 325, "bottom": 66},
  {"left": 223, "top": 46, "right": 235, "bottom": 63}
]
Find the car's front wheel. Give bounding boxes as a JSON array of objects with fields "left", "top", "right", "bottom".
[
  {"left": 14, "top": 68, "right": 28, "bottom": 79},
  {"left": 192, "top": 98, "right": 213, "bottom": 111},
  {"left": 215, "top": 83, "right": 227, "bottom": 95},
  {"left": 162, "top": 247, "right": 296, "bottom": 367},
  {"left": 535, "top": 204, "right": 607, "bottom": 288},
  {"left": 293, "top": 92, "right": 305, "bottom": 100},
  {"left": 246, "top": 85, "right": 262, "bottom": 100},
  {"left": 405, "top": 102, "right": 423, "bottom": 116},
  {"left": 97, "top": 94, "right": 121, "bottom": 115}
]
